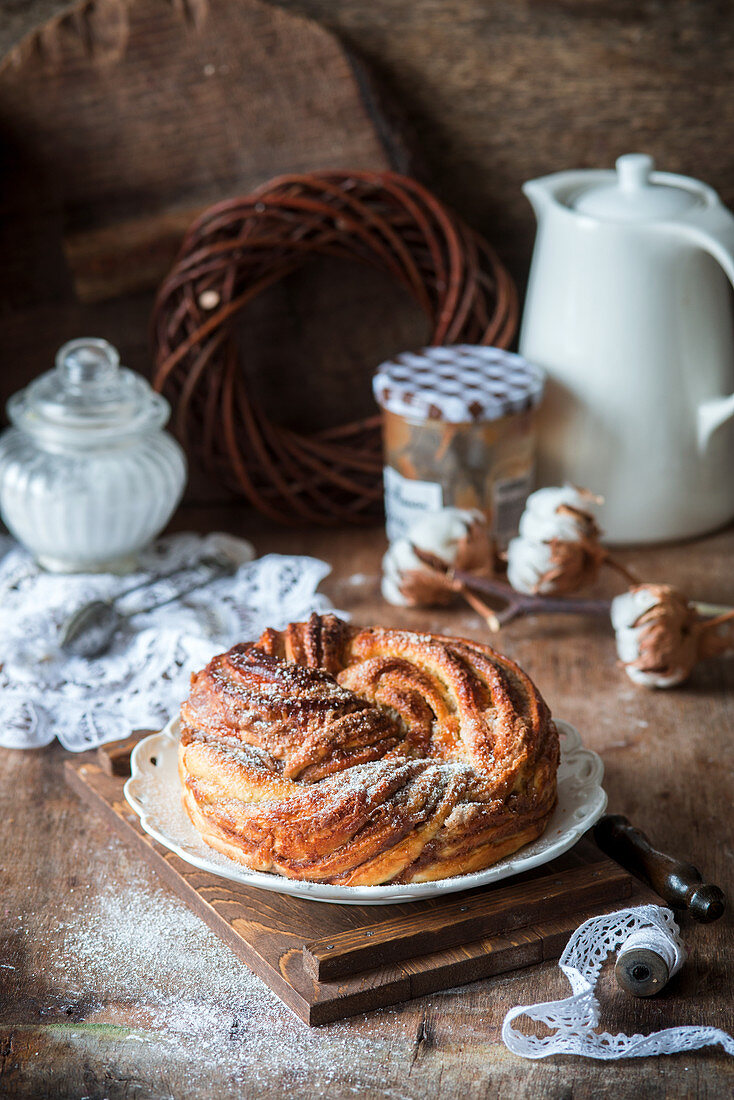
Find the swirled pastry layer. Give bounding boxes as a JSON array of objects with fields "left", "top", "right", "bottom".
[{"left": 179, "top": 614, "right": 559, "bottom": 885}]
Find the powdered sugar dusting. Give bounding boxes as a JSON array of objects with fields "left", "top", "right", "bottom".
[{"left": 45, "top": 845, "right": 396, "bottom": 1091}]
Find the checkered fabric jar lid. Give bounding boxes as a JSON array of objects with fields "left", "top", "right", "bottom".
[{"left": 372, "top": 345, "right": 545, "bottom": 423}]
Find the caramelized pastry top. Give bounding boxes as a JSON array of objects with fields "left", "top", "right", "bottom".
[{"left": 179, "top": 613, "right": 559, "bottom": 885}]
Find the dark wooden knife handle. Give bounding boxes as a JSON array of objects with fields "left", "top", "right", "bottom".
[{"left": 593, "top": 814, "right": 726, "bottom": 923}]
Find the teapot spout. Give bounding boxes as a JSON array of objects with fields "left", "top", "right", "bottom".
[
  {"left": 522, "top": 178, "right": 553, "bottom": 222},
  {"left": 523, "top": 167, "right": 615, "bottom": 223}
]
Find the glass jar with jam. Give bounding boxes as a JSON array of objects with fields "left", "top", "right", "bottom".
[{"left": 373, "top": 345, "right": 545, "bottom": 546}]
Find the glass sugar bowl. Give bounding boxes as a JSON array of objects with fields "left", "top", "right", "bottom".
[
  {"left": 0, "top": 338, "right": 187, "bottom": 572},
  {"left": 373, "top": 345, "right": 545, "bottom": 547}
]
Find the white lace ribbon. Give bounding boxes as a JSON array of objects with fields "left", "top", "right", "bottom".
[
  {"left": 0, "top": 534, "right": 342, "bottom": 752},
  {"left": 503, "top": 905, "right": 734, "bottom": 1060}
]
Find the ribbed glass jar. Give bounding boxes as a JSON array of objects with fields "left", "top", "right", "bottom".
[{"left": 0, "top": 339, "right": 187, "bottom": 572}]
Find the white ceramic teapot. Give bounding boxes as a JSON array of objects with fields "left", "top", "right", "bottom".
[{"left": 519, "top": 153, "right": 734, "bottom": 544}]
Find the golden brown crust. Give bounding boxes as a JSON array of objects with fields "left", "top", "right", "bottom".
[{"left": 179, "top": 613, "right": 559, "bottom": 885}]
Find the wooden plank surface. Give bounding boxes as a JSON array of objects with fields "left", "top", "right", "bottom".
[
  {"left": 1, "top": 511, "right": 733, "bottom": 1097},
  {"left": 302, "top": 860, "right": 635, "bottom": 982},
  {"left": 0, "top": 0, "right": 408, "bottom": 307},
  {"left": 2, "top": 0, "right": 733, "bottom": 292}
]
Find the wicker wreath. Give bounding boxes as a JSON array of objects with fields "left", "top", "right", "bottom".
[{"left": 152, "top": 171, "right": 518, "bottom": 525}]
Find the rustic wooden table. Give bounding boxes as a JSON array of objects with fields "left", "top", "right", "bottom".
[{"left": 1, "top": 511, "right": 733, "bottom": 1098}]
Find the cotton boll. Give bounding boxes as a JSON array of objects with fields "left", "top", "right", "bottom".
[
  {"left": 381, "top": 539, "right": 430, "bottom": 607},
  {"left": 610, "top": 588, "right": 661, "bottom": 636},
  {"left": 611, "top": 584, "right": 699, "bottom": 688},
  {"left": 381, "top": 508, "right": 492, "bottom": 608},
  {"left": 506, "top": 537, "right": 555, "bottom": 595},
  {"left": 518, "top": 486, "right": 600, "bottom": 543},
  {"left": 506, "top": 485, "right": 605, "bottom": 596},
  {"left": 408, "top": 508, "right": 488, "bottom": 564}
]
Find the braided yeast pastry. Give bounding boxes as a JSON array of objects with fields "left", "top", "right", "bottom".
[{"left": 178, "top": 615, "right": 559, "bottom": 885}]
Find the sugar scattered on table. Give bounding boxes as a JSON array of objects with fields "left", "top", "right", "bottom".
[{"left": 46, "top": 851, "right": 395, "bottom": 1090}]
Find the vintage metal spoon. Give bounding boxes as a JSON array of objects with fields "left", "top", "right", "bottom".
[{"left": 59, "top": 555, "right": 235, "bottom": 659}]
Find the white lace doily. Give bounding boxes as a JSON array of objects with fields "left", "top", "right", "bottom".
[
  {"left": 503, "top": 905, "right": 734, "bottom": 1060},
  {"left": 0, "top": 533, "right": 341, "bottom": 751}
]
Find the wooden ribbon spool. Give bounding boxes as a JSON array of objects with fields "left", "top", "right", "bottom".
[
  {"left": 151, "top": 171, "right": 518, "bottom": 525},
  {"left": 615, "top": 941, "right": 672, "bottom": 997}
]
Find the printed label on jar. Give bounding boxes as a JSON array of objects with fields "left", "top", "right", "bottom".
[
  {"left": 383, "top": 466, "right": 443, "bottom": 543},
  {"left": 492, "top": 472, "right": 534, "bottom": 547}
]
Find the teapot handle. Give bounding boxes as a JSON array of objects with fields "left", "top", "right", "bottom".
[{"left": 659, "top": 208, "right": 734, "bottom": 449}]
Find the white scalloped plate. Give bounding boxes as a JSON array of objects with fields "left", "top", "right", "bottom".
[{"left": 124, "top": 717, "right": 606, "bottom": 905}]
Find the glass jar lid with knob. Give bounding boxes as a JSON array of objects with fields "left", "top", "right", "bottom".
[{"left": 7, "top": 338, "right": 171, "bottom": 448}]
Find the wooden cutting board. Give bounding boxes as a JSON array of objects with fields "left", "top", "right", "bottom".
[{"left": 64, "top": 734, "right": 658, "bottom": 1025}]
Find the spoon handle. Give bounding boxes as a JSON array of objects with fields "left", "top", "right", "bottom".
[
  {"left": 112, "top": 553, "right": 225, "bottom": 604},
  {"left": 122, "top": 559, "right": 234, "bottom": 619}
]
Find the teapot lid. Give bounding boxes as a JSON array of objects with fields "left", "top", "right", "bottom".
[
  {"left": 7, "top": 338, "right": 170, "bottom": 445},
  {"left": 572, "top": 154, "right": 701, "bottom": 221}
]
